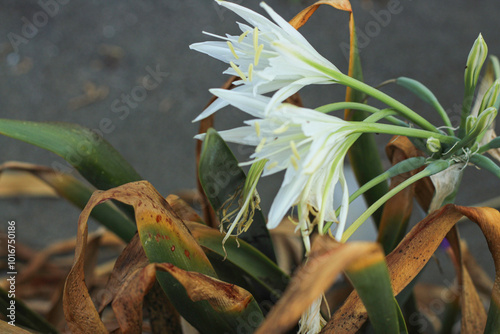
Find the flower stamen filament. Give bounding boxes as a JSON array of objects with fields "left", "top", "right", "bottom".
[
  {"left": 230, "top": 61, "right": 247, "bottom": 81},
  {"left": 227, "top": 41, "right": 239, "bottom": 59}
]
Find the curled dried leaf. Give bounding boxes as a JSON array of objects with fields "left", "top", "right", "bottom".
[{"left": 324, "top": 204, "right": 500, "bottom": 333}]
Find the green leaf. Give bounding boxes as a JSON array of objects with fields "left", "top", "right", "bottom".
[
  {"left": 198, "top": 128, "right": 276, "bottom": 263},
  {"left": 346, "top": 258, "right": 400, "bottom": 334},
  {"left": 485, "top": 298, "right": 500, "bottom": 334},
  {"left": 0, "top": 120, "right": 141, "bottom": 190},
  {"left": 187, "top": 221, "right": 289, "bottom": 303},
  {"left": 396, "top": 77, "right": 453, "bottom": 135},
  {"left": 0, "top": 287, "right": 59, "bottom": 333},
  {"left": 344, "top": 16, "right": 388, "bottom": 228}
]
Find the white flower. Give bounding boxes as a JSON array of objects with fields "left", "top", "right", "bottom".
[
  {"left": 197, "top": 89, "right": 354, "bottom": 240},
  {"left": 190, "top": 0, "right": 342, "bottom": 122}
]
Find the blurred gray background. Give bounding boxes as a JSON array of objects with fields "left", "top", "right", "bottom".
[{"left": 1, "top": 0, "right": 499, "bottom": 287}]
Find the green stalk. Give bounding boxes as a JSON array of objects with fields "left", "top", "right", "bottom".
[
  {"left": 322, "top": 157, "right": 426, "bottom": 234},
  {"left": 298, "top": 55, "right": 438, "bottom": 132},
  {"left": 337, "top": 74, "right": 439, "bottom": 133},
  {"left": 347, "top": 123, "right": 457, "bottom": 144},
  {"left": 341, "top": 160, "right": 451, "bottom": 242},
  {"left": 316, "top": 102, "right": 408, "bottom": 127},
  {"left": 478, "top": 136, "right": 500, "bottom": 154}
]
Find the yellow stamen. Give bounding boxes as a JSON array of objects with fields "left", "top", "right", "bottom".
[
  {"left": 255, "top": 137, "right": 266, "bottom": 153},
  {"left": 253, "top": 27, "right": 259, "bottom": 50},
  {"left": 255, "top": 120, "right": 260, "bottom": 137},
  {"left": 290, "top": 155, "right": 299, "bottom": 170},
  {"left": 248, "top": 63, "right": 253, "bottom": 81},
  {"left": 230, "top": 61, "right": 247, "bottom": 81},
  {"left": 227, "top": 41, "right": 239, "bottom": 59},
  {"left": 267, "top": 161, "right": 278, "bottom": 170},
  {"left": 238, "top": 30, "right": 250, "bottom": 43},
  {"left": 254, "top": 44, "right": 264, "bottom": 66},
  {"left": 290, "top": 140, "right": 300, "bottom": 160},
  {"left": 273, "top": 124, "right": 289, "bottom": 134}
]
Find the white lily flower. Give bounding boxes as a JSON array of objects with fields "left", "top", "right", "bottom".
[
  {"left": 190, "top": 0, "right": 342, "bottom": 122},
  {"left": 196, "top": 89, "right": 354, "bottom": 240}
]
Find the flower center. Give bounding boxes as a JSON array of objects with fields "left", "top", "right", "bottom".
[{"left": 228, "top": 27, "right": 265, "bottom": 82}]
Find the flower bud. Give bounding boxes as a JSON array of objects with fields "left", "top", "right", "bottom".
[
  {"left": 474, "top": 106, "right": 497, "bottom": 139},
  {"left": 465, "top": 115, "right": 477, "bottom": 135},
  {"left": 464, "top": 34, "right": 488, "bottom": 94},
  {"left": 479, "top": 79, "right": 500, "bottom": 115},
  {"left": 426, "top": 137, "right": 441, "bottom": 153}
]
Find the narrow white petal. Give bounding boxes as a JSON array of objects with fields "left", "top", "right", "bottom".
[
  {"left": 216, "top": 0, "right": 280, "bottom": 33},
  {"left": 267, "top": 167, "right": 306, "bottom": 228},
  {"left": 218, "top": 126, "right": 261, "bottom": 146},
  {"left": 192, "top": 97, "right": 229, "bottom": 122},
  {"left": 190, "top": 41, "right": 234, "bottom": 63},
  {"left": 259, "top": 2, "right": 312, "bottom": 47},
  {"left": 334, "top": 166, "right": 349, "bottom": 241},
  {"left": 210, "top": 89, "right": 270, "bottom": 118}
]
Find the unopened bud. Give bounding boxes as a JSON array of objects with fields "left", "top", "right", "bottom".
[
  {"left": 426, "top": 137, "right": 441, "bottom": 153},
  {"left": 479, "top": 79, "right": 500, "bottom": 115},
  {"left": 465, "top": 115, "right": 477, "bottom": 134},
  {"left": 464, "top": 34, "right": 488, "bottom": 93}
]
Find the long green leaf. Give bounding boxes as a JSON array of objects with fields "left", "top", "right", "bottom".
[
  {"left": 187, "top": 221, "right": 289, "bottom": 302},
  {"left": 0, "top": 120, "right": 141, "bottom": 190},
  {"left": 346, "top": 257, "right": 400, "bottom": 334},
  {"left": 198, "top": 128, "right": 276, "bottom": 263}
]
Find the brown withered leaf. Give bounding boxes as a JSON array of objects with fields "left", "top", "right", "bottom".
[
  {"left": 166, "top": 194, "right": 204, "bottom": 223},
  {"left": 64, "top": 181, "right": 215, "bottom": 333},
  {"left": 461, "top": 241, "right": 494, "bottom": 296},
  {"left": 111, "top": 264, "right": 158, "bottom": 334},
  {"left": 256, "top": 236, "right": 383, "bottom": 334},
  {"left": 0, "top": 169, "right": 57, "bottom": 197},
  {"left": 377, "top": 136, "right": 428, "bottom": 253},
  {"left": 288, "top": 0, "right": 352, "bottom": 30},
  {"left": 446, "top": 227, "right": 487, "bottom": 332},
  {"left": 144, "top": 282, "right": 182, "bottom": 334},
  {"left": 95, "top": 233, "right": 182, "bottom": 333},
  {"left": 96, "top": 234, "right": 148, "bottom": 313},
  {"left": 110, "top": 262, "right": 253, "bottom": 333},
  {"left": 159, "top": 263, "right": 254, "bottom": 314},
  {"left": 323, "top": 204, "right": 500, "bottom": 333}
]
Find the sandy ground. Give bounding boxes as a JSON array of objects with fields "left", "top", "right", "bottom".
[{"left": 1, "top": 0, "right": 499, "bottom": 286}]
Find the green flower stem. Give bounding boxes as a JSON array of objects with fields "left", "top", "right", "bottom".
[
  {"left": 341, "top": 160, "right": 451, "bottom": 242},
  {"left": 337, "top": 74, "right": 440, "bottom": 133},
  {"left": 322, "top": 157, "right": 426, "bottom": 234},
  {"left": 347, "top": 123, "right": 458, "bottom": 145},
  {"left": 299, "top": 56, "right": 437, "bottom": 132},
  {"left": 316, "top": 102, "right": 408, "bottom": 127},
  {"left": 316, "top": 102, "right": 379, "bottom": 114},
  {"left": 478, "top": 136, "right": 500, "bottom": 154},
  {"left": 470, "top": 154, "right": 500, "bottom": 179}
]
